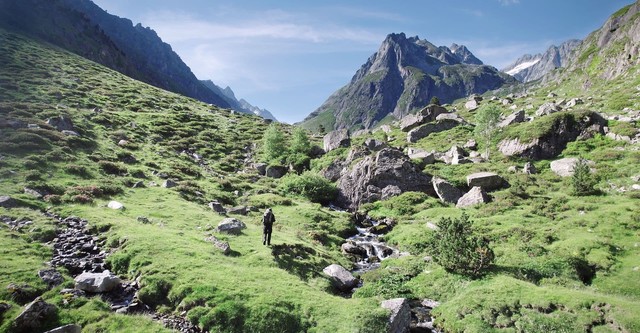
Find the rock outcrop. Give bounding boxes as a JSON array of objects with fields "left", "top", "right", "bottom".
[
  {"left": 337, "top": 148, "right": 434, "bottom": 209},
  {"left": 381, "top": 298, "right": 411, "bottom": 333},
  {"left": 498, "top": 111, "right": 606, "bottom": 160},
  {"left": 323, "top": 129, "right": 350, "bottom": 152}
]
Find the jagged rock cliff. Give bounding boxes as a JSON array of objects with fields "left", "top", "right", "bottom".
[
  {"left": 301, "top": 33, "right": 515, "bottom": 132},
  {"left": 201, "top": 80, "right": 277, "bottom": 120},
  {"left": 502, "top": 39, "right": 581, "bottom": 82}
]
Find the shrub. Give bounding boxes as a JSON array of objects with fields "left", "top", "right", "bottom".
[
  {"left": 428, "top": 213, "right": 495, "bottom": 278},
  {"left": 99, "top": 160, "right": 128, "bottom": 175},
  {"left": 261, "top": 124, "right": 287, "bottom": 163},
  {"left": 138, "top": 278, "right": 173, "bottom": 308},
  {"left": 571, "top": 158, "right": 598, "bottom": 196},
  {"left": 64, "top": 164, "right": 92, "bottom": 178},
  {"left": 278, "top": 171, "right": 337, "bottom": 204}
]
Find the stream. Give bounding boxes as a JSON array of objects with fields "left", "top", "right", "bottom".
[{"left": 340, "top": 211, "right": 441, "bottom": 333}]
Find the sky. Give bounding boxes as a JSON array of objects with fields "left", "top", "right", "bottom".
[{"left": 91, "top": 0, "right": 633, "bottom": 124}]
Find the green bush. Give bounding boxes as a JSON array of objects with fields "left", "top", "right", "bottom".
[
  {"left": 278, "top": 171, "right": 337, "bottom": 204},
  {"left": 571, "top": 158, "right": 598, "bottom": 196},
  {"left": 428, "top": 213, "right": 495, "bottom": 278},
  {"left": 138, "top": 277, "right": 173, "bottom": 308},
  {"left": 98, "top": 160, "right": 128, "bottom": 175}
]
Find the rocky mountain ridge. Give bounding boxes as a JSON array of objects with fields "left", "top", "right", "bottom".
[
  {"left": 301, "top": 33, "right": 515, "bottom": 132},
  {"left": 502, "top": 39, "right": 582, "bottom": 82},
  {"left": 201, "top": 80, "right": 277, "bottom": 120}
]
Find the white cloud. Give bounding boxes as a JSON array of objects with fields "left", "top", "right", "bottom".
[{"left": 498, "top": 0, "right": 521, "bottom": 6}]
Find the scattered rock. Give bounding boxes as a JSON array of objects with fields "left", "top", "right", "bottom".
[
  {"left": 456, "top": 187, "right": 491, "bottom": 208},
  {"left": 204, "top": 236, "right": 231, "bottom": 255},
  {"left": 0, "top": 302, "right": 10, "bottom": 315},
  {"left": 38, "top": 269, "right": 63, "bottom": 288},
  {"left": 467, "top": 172, "right": 506, "bottom": 191},
  {"left": 137, "top": 216, "right": 150, "bottom": 224},
  {"left": 465, "top": 99, "right": 479, "bottom": 111},
  {"left": 507, "top": 165, "right": 518, "bottom": 173},
  {"left": 323, "top": 129, "right": 351, "bottom": 152},
  {"left": 443, "top": 145, "right": 470, "bottom": 165},
  {"left": 523, "top": 162, "right": 537, "bottom": 174},
  {"left": 535, "top": 102, "right": 562, "bottom": 117},
  {"left": 24, "top": 187, "right": 44, "bottom": 198},
  {"left": 215, "top": 218, "right": 246, "bottom": 235},
  {"left": 566, "top": 98, "right": 583, "bottom": 108},
  {"left": 107, "top": 201, "right": 125, "bottom": 210},
  {"left": 265, "top": 165, "right": 288, "bottom": 178},
  {"left": 117, "top": 139, "right": 129, "bottom": 147},
  {"left": 407, "top": 119, "right": 460, "bottom": 143},
  {"left": 162, "top": 179, "right": 178, "bottom": 188},
  {"left": 363, "top": 138, "right": 387, "bottom": 151},
  {"left": 13, "top": 297, "right": 57, "bottom": 332},
  {"left": 381, "top": 298, "right": 411, "bottom": 333},
  {"left": 0, "top": 195, "right": 17, "bottom": 208},
  {"left": 44, "top": 324, "right": 82, "bottom": 333},
  {"left": 132, "top": 181, "right": 145, "bottom": 188},
  {"left": 253, "top": 163, "right": 267, "bottom": 176},
  {"left": 46, "top": 116, "right": 74, "bottom": 131},
  {"left": 208, "top": 201, "right": 227, "bottom": 215},
  {"left": 498, "top": 109, "right": 525, "bottom": 128},
  {"left": 74, "top": 271, "right": 121, "bottom": 293},
  {"left": 61, "top": 130, "right": 79, "bottom": 136},
  {"left": 408, "top": 149, "right": 435, "bottom": 165},
  {"left": 322, "top": 264, "right": 358, "bottom": 291},
  {"left": 550, "top": 157, "right": 595, "bottom": 177},
  {"left": 341, "top": 243, "right": 367, "bottom": 256},
  {"left": 463, "top": 139, "right": 477, "bottom": 150},
  {"left": 227, "top": 206, "right": 248, "bottom": 216},
  {"left": 432, "top": 178, "right": 463, "bottom": 205}
]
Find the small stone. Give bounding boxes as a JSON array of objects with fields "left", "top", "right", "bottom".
[{"left": 107, "top": 201, "right": 125, "bottom": 210}]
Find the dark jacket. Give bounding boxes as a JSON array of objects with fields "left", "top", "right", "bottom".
[{"left": 262, "top": 212, "right": 275, "bottom": 231}]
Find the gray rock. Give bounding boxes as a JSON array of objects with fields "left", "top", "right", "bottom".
[
  {"left": 162, "top": 179, "right": 178, "bottom": 188},
  {"left": 0, "top": 196, "right": 17, "bottom": 208},
  {"left": 254, "top": 163, "right": 267, "bottom": 176},
  {"left": 381, "top": 298, "right": 411, "bottom": 333},
  {"left": 535, "top": 102, "right": 562, "bottom": 117},
  {"left": 74, "top": 271, "right": 121, "bottom": 293},
  {"left": 215, "top": 218, "right": 246, "bottom": 234},
  {"left": 436, "top": 112, "right": 466, "bottom": 123},
  {"left": 132, "top": 181, "right": 145, "bottom": 188},
  {"left": 381, "top": 185, "right": 402, "bottom": 200},
  {"left": 205, "top": 236, "right": 231, "bottom": 255},
  {"left": 265, "top": 165, "right": 288, "bottom": 178},
  {"left": 13, "top": 297, "right": 57, "bottom": 332},
  {"left": 507, "top": 165, "right": 518, "bottom": 173},
  {"left": 322, "top": 264, "right": 358, "bottom": 291},
  {"left": 467, "top": 172, "right": 506, "bottom": 191},
  {"left": 445, "top": 145, "right": 470, "bottom": 165},
  {"left": 363, "top": 138, "right": 387, "bottom": 151},
  {"left": 498, "top": 110, "right": 525, "bottom": 128},
  {"left": 465, "top": 99, "right": 479, "bottom": 111},
  {"left": 336, "top": 148, "right": 434, "bottom": 209},
  {"left": 208, "top": 201, "right": 227, "bottom": 214},
  {"left": 61, "top": 130, "right": 79, "bottom": 136},
  {"left": 38, "top": 269, "right": 63, "bottom": 287},
  {"left": 463, "top": 139, "right": 477, "bottom": 150},
  {"left": 24, "top": 187, "right": 44, "bottom": 198},
  {"left": 227, "top": 206, "right": 248, "bottom": 216},
  {"left": 44, "top": 324, "right": 82, "bottom": 333},
  {"left": 456, "top": 187, "right": 491, "bottom": 208},
  {"left": 137, "top": 216, "right": 150, "bottom": 224},
  {"left": 408, "top": 150, "right": 435, "bottom": 165},
  {"left": 341, "top": 243, "right": 367, "bottom": 256},
  {"left": 107, "top": 201, "right": 125, "bottom": 210},
  {"left": 400, "top": 113, "right": 425, "bottom": 132},
  {"left": 432, "top": 178, "right": 462, "bottom": 204},
  {"left": 550, "top": 157, "right": 595, "bottom": 177},
  {"left": 323, "top": 129, "right": 350, "bottom": 152},
  {"left": 46, "top": 116, "right": 74, "bottom": 131},
  {"left": 27, "top": 123, "right": 40, "bottom": 129},
  {"left": 407, "top": 119, "right": 460, "bottom": 143},
  {"left": 523, "top": 162, "right": 537, "bottom": 174},
  {"left": 566, "top": 98, "right": 583, "bottom": 108}
]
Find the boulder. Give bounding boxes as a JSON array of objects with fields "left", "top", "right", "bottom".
[
  {"left": 61, "top": 130, "right": 79, "bottom": 136},
  {"left": 400, "top": 114, "right": 425, "bottom": 132},
  {"left": 464, "top": 139, "right": 478, "bottom": 150},
  {"left": 38, "top": 269, "right": 63, "bottom": 288},
  {"left": 227, "top": 206, "right": 248, "bottom": 215},
  {"left": 467, "top": 172, "right": 506, "bottom": 191},
  {"left": 535, "top": 102, "right": 562, "bottom": 117},
  {"left": 381, "top": 298, "right": 411, "bottom": 333},
  {"left": 566, "top": 98, "right": 583, "bottom": 108},
  {"left": 0, "top": 302, "right": 10, "bottom": 315},
  {"left": 322, "top": 264, "right": 358, "bottom": 291},
  {"left": 465, "top": 99, "right": 479, "bottom": 111},
  {"left": 46, "top": 116, "right": 74, "bottom": 131},
  {"left": 432, "top": 178, "right": 463, "bottom": 205},
  {"left": 323, "top": 129, "right": 350, "bottom": 152},
  {"left": 498, "top": 111, "right": 606, "bottom": 160},
  {"left": 408, "top": 150, "right": 435, "bottom": 165},
  {"left": 456, "top": 187, "right": 491, "bottom": 208},
  {"left": 498, "top": 110, "right": 525, "bottom": 128},
  {"left": 107, "top": 201, "right": 125, "bottom": 210},
  {"left": 215, "top": 218, "right": 246, "bottom": 234},
  {"left": 208, "top": 201, "right": 227, "bottom": 214},
  {"left": 336, "top": 148, "right": 434, "bottom": 209},
  {"left": 522, "top": 162, "right": 537, "bottom": 174},
  {"left": 407, "top": 119, "right": 460, "bottom": 143},
  {"left": 363, "top": 138, "right": 387, "bottom": 151},
  {"left": 341, "top": 243, "right": 367, "bottom": 256},
  {"left": 253, "top": 163, "right": 267, "bottom": 176},
  {"left": 44, "top": 324, "right": 82, "bottom": 333},
  {"left": 265, "top": 165, "right": 287, "bottom": 178},
  {"left": 24, "top": 187, "right": 44, "bottom": 198},
  {"left": 0, "top": 195, "right": 17, "bottom": 208},
  {"left": 205, "top": 236, "right": 231, "bottom": 255},
  {"left": 443, "top": 145, "right": 470, "bottom": 165},
  {"left": 162, "top": 179, "right": 178, "bottom": 188},
  {"left": 74, "top": 271, "right": 121, "bottom": 293},
  {"left": 13, "top": 297, "right": 57, "bottom": 333},
  {"left": 435, "top": 113, "right": 466, "bottom": 123},
  {"left": 550, "top": 157, "right": 595, "bottom": 177}
]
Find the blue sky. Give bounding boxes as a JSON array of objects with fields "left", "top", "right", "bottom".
[{"left": 92, "top": 0, "right": 633, "bottom": 124}]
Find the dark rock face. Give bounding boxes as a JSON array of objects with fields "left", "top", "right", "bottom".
[
  {"left": 46, "top": 116, "right": 75, "bottom": 131},
  {"left": 336, "top": 148, "right": 434, "bottom": 210},
  {"left": 381, "top": 298, "right": 411, "bottom": 333},
  {"left": 302, "top": 33, "right": 515, "bottom": 131},
  {"left": 38, "top": 269, "right": 64, "bottom": 288},
  {"left": 498, "top": 111, "right": 607, "bottom": 160},
  {"left": 13, "top": 297, "right": 57, "bottom": 333},
  {"left": 323, "top": 129, "right": 351, "bottom": 152},
  {"left": 265, "top": 165, "right": 288, "bottom": 178},
  {"left": 0, "top": 195, "right": 18, "bottom": 208}
]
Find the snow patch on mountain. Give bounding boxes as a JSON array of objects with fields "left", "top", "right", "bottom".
[{"left": 505, "top": 59, "right": 541, "bottom": 76}]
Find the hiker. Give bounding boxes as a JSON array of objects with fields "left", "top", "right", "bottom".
[{"left": 262, "top": 208, "right": 276, "bottom": 246}]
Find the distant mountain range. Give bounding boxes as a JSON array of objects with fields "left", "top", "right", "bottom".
[
  {"left": 0, "top": 0, "right": 274, "bottom": 119},
  {"left": 502, "top": 40, "right": 582, "bottom": 82},
  {"left": 301, "top": 33, "right": 515, "bottom": 131},
  {"left": 201, "top": 80, "right": 276, "bottom": 120}
]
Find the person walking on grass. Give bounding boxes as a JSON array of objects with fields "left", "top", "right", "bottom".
[{"left": 262, "top": 208, "right": 276, "bottom": 246}]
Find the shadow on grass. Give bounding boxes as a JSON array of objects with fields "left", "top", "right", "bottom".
[{"left": 271, "top": 243, "right": 330, "bottom": 282}]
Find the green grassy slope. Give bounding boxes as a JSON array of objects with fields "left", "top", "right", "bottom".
[{"left": 0, "top": 29, "right": 387, "bottom": 332}]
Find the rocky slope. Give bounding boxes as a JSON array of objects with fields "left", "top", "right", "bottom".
[
  {"left": 301, "top": 33, "right": 516, "bottom": 132},
  {"left": 201, "top": 80, "right": 277, "bottom": 120},
  {"left": 0, "top": 0, "right": 232, "bottom": 108},
  {"left": 502, "top": 39, "right": 581, "bottom": 82}
]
